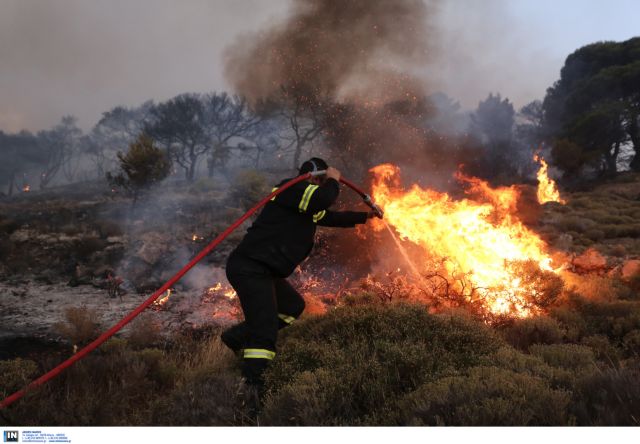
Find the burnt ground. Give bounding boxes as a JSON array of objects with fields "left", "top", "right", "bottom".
[{"left": 0, "top": 178, "right": 246, "bottom": 356}]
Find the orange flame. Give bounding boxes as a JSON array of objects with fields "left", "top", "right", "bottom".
[
  {"left": 22, "top": 185, "right": 30, "bottom": 192},
  {"left": 154, "top": 289, "right": 172, "bottom": 306},
  {"left": 534, "top": 155, "right": 565, "bottom": 204},
  {"left": 370, "top": 164, "right": 557, "bottom": 316},
  {"left": 208, "top": 282, "right": 237, "bottom": 299}
]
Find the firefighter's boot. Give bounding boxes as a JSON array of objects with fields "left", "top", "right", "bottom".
[{"left": 221, "top": 323, "right": 249, "bottom": 353}]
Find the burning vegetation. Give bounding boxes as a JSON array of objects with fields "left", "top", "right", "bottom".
[
  {"left": 535, "top": 154, "right": 566, "bottom": 204},
  {"left": 369, "top": 163, "right": 562, "bottom": 317}
]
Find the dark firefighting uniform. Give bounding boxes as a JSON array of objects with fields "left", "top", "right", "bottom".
[{"left": 223, "top": 176, "right": 368, "bottom": 384}]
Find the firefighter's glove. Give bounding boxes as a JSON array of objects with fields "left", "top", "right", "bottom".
[{"left": 368, "top": 210, "right": 384, "bottom": 219}]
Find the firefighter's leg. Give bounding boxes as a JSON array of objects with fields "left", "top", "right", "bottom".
[
  {"left": 225, "top": 252, "right": 278, "bottom": 386},
  {"left": 274, "top": 278, "right": 306, "bottom": 328},
  {"left": 220, "top": 322, "right": 248, "bottom": 353}
]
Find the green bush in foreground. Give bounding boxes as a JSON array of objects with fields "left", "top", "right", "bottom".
[
  {"left": 401, "top": 366, "right": 571, "bottom": 425},
  {"left": 3, "top": 302, "right": 640, "bottom": 426},
  {"left": 261, "top": 304, "right": 503, "bottom": 425}
]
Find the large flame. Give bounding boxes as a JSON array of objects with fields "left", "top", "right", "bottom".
[
  {"left": 370, "top": 164, "right": 557, "bottom": 316},
  {"left": 534, "top": 155, "right": 565, "bottom": 204}
]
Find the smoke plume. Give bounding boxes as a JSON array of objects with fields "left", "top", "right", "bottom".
[{"left": 225, "top": 0, "right": 433, "bottom": 104}]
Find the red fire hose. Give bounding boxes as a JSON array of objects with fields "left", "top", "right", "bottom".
[{"left": 0, "top": 171, "right": 382, "bottom": 409}]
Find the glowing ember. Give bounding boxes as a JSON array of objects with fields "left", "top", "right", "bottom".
[
  {"left": 208, "top": 282, "right": 236, "bottom": 299},
  {"left": 534, "top": 155, "right": 566, "bottom": 204},
  {"left": 191, "top": 234, "right": 203, "bottom": 242},
  {"left": 22, "top": 185, "right": 30, "bottom": 192},
  {"left": 370, "top": 164, "right": 558, "bottom": 317},
  {"left": 153, "top": 289, "right": 172, "bottom": 306}
]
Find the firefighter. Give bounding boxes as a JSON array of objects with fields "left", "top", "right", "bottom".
[{"left": 222, "top": 157, "right": 380, "bottom": 389}]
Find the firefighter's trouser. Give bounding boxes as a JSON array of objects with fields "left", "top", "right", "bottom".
[{"left": 223, "top": 250, "right": 305, "bottom": 385}]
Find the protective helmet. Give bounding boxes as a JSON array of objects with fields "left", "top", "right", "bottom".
[{"left": 299, "top": 157, "right": 328, "bottom": 175}]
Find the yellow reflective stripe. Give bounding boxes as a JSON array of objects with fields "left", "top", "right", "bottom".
[
  {"left": 312, "top": 210, "right": 326, "bottom": 223},
  {"left": 270, "top": 187, "right": 279, "bottom": 201},
  {"left": 278, "top": 313, "right": 296, "bottom": 324},
  {"left": 243, "top": 349, "right": 276, "bottom": 360},
  {"left": 298, "top": 184, "right": 319, "bottom": 212}
]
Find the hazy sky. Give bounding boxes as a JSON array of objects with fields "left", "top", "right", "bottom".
[{"left": 0, "top": 0, "right": 638, "bottom": 133}]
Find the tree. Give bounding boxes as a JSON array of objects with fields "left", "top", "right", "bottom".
[
  {"left": 107, "top": 134, "right": 171, "bottom": 202},
  {"left": 36, "top": 116, "right": 82, "bottom": 189},
  {"left": 87, "top": 102, "right": 153, "bottom": 178},
  {"left": 543, "top": 37, "right": 640, "bottom": 176},
  {"left": 201, "top": 92, "right": 264, "bottom": 177},
  {"left": 255, "top": 85, "right": 327, "bottom": 171},
  {"left": 0, "top": 131, "right": 39, "bottom": 195},
  {"left": 145, "top": 94, "right": 207, "bottom": 182},
  {"left": 469, "top": 93, "right": 516, "bottom": 180}
]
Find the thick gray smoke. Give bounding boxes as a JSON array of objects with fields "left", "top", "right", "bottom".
[{"left": 225, "top": 0, "right": 433, "bottom": 105}]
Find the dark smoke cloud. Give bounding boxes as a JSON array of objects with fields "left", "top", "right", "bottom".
[{"left": 224, "top": 0, "right": 435, "bottom": 105}]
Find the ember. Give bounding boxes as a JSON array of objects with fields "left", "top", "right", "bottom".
[{"left": 207, "top": 282, "right": 236, "bottom": 299}]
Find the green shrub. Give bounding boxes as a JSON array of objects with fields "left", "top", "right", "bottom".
[
  {"left": 622, "top": 330, "right": 640, "bottom": 357},
  {"left": 152, "top": 372, "right": 255, "bottom": 426},
  {"left": 401, "top": 366, "right": 571, "bottom": 425},
  {"left": 572, "top": 299, "right": 640, "bottom": 341},
  {"left": 341, "top": 291, "right": 381, "bottom": 306},
  {"left": 126, "top": 315, "right": 163, "bottom": 350},
  {"left": 529, "top": 344, "right": 596, "bottom": 372},
  {"left": 261, "top": 304, "right": 503, "bottom": 425},
  {"left": 501, "top": 316, "right": 564, "bottom": 350},
  {"left": 550, "top": 305, "right": 588, "bottom": 341},
  {"left": 581, "top": 335, "right": 621, "bottom": 364},
  {"left": 556, "top": 215, "right": 594, "bottom": 232},
  {"left": 571, "top": 364, "right": 640, "bottom": 425},
  {"left": 228, "top": 170, "right": 270, "bottom": 211},
  {"left": 0, "top": 358, "right": 38, "bottom": 399},
  {"left": 107, "top": 134, "right": 171, "bottom": 201}
]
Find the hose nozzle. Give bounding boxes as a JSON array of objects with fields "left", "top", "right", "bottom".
[{"left": 363, "top": 194, "right": 384, "bottom": 219}]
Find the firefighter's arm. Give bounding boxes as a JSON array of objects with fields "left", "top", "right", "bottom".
[{"left": 315, "top": 210, "right": 369, "bottom": 227}]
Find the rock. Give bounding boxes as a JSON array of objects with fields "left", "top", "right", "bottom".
[
  {"left": 573, "top": 248, "right": 607, "bottom": 272},
  {"left": 621, "top": 259, "right": 640, "bottom": 280}
]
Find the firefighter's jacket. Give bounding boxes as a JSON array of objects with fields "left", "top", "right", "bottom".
[{"left": 234, "top": 177, "right": 368, "bottom": 277}]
